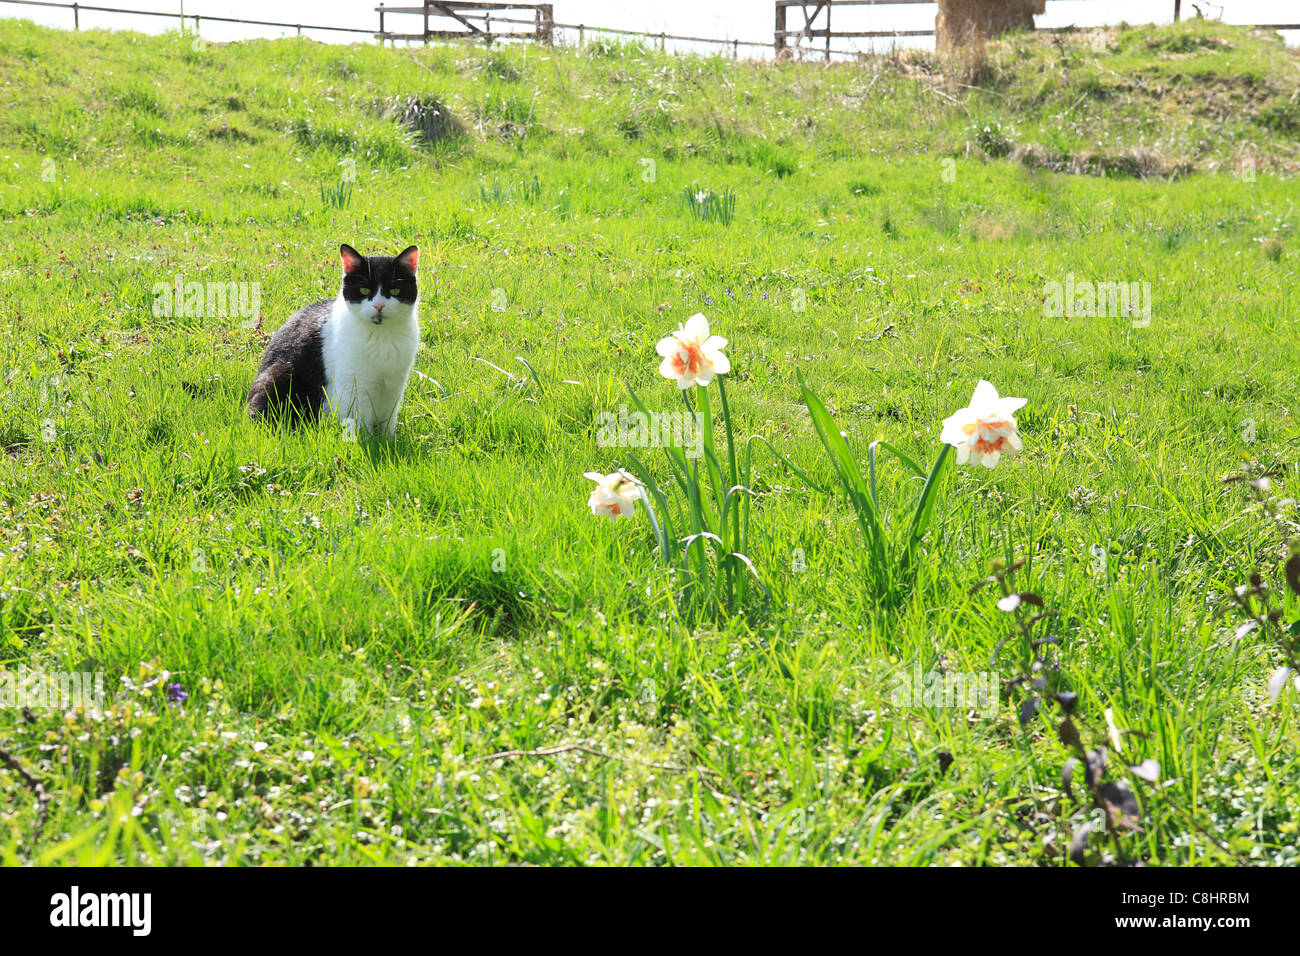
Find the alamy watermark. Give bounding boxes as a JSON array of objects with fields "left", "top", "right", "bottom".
[
  {"left": 596, "top": 404, "right": 705, "bottom": 459},
  {"left": 1043, "top": 274, "right": 1151, "bottom": 328},
  {"left": 890, "top": 663, "right": 999, "bottom": 719},
  {"left": 152, "top": 276, "right": 261, "bottom": 324},
  {"left": 50, "top": 886, "right": 151, "bottom": 936},
  {"left": 0, "top": 667, "right": 105, "bottom": 712}
]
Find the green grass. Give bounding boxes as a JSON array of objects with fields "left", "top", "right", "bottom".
[{"left": 0, "top": 17, "right": 1298, "bottom": 865}]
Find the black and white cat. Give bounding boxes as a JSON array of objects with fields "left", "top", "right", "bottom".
[{"left": 248, "top": 244, "right": 420, "bottom": 437}]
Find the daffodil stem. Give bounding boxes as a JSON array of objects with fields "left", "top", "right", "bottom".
[
  {"left": 684, "top": 387, "right": 721, "bottom": 614},
  {"left": 693, "top": 385, "right": 724, "bottom": 514},
  {"left": 641, "top": 488, "right": 668, "bottom": 568},
  {"left": 717, "top": 376, "right": 741, "bottom": 611},
  {"left": 687, "top": 456, "right": 706, "bottom": 604}
]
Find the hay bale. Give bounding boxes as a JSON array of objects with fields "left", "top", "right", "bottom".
[{"left": 936, "top": 0, "right": 1044, "bottom": 51}]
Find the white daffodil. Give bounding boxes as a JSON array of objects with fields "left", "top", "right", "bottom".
[
  {"left": 585, "top": 469, "right": 642, "bottom": 520},
  {"left": 694, "top": 190, "right": 709, "bottom": 204},
  {"left": 940, "top": 379, "right": 1028, "bottom": 469},
  {"left": 655, "top": 312, "right": 730, "bottom": 389}
]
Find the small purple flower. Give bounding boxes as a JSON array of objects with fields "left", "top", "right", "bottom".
[
  {"left": 166, "top": 683, "right": 188, "bottom": 706},
  {"left": 704, "top": 296, "right": 713, "bottom": 305},
  {"left": 761, "top": 292, "right": 769, "bottom": 300}
]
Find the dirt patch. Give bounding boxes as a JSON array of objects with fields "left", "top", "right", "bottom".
[
  {"left": 1011, "top": 143, "right": 1193, "bottom": 180},
  {"left": 967, "top": 214, "right": 1018, "bottom": 240}
]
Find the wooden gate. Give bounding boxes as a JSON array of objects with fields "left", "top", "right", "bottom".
[{"left": 376, "top": 2, "right": 554, "bottom": 44}]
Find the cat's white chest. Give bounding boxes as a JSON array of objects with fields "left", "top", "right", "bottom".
[{"left": 322, "top": 300, "right": 419, "bottom": 436}]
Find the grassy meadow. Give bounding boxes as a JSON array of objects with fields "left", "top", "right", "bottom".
[{"left": 1, "top": 16, "right": 1299, "bottom": 865}]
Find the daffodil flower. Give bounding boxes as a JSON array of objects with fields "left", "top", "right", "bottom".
[
  {"left": 655, "top": 313, "right": 731, "bottom": 389},
  {"left": 940, "top": 380, "right": 1027, "bottom": 469},
  {"left": 585, "top": 469, "right": 642, "bottom": 520}
]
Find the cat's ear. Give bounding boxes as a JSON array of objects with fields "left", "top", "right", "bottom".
[
  {"left": 339, "top": 244, "right": 366, "bottom": 275},
  {"left": 394, "top": 245, "right": 419, "bottom": 276}
]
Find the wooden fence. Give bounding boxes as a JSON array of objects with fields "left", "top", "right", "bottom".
[
  {"left": 0, "top": 0, "right": 376, "bottom": 37},
  {"left": 775, "top": 0, "right": 1300, "bottom": 60},
  {"left": 0, "top": 0, "right": 1296, "bottom": 60},
  {"left": 374, "top": 3, "right": 553, "bottom": 44}
]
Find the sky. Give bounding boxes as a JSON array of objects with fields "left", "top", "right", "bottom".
[{"left": 3, "top": 0, "right": 1296, "bottom": 54}]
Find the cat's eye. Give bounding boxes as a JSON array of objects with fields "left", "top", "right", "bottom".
[
  {"left": 359, "top": 287, "right": 372, "bottom": 295},
  {"left": 388, "top": 288, "right": 400, "bottom": 296}
]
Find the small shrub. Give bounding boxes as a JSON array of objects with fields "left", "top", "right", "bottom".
[
  {"left": 972, "top": 120, "right": 1014, "bottom": 159},
  {"left": 1258, "top": 101, "right": 1300, "bottom": 138},
  {"left": 384, "top": 95, "right": 466, "bottom": 147}
]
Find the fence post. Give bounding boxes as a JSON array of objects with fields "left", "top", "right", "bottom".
[
  {"left": 775, "top": 3, "right": 785, "bottom": 55},
  {"left": 378, "top": 4, "right": 385, "bottom": 40},
  {"left": 825, "top": 0, "right": 832, "bottom": 62},
  {"left": 72, "top": 3, "right": 78, "bottom": 30},
  {"left": 1173, "top": 0, "right": 1181, "bottom": 22},
  {"left": 579, "top": 23, "right": 584, "bottom": 46},
  {"left": 733, "top": 39, "right": 738, "bottom": 59},
  {"left": 540, "top": 4, "right": 555, "bottom": 45}
]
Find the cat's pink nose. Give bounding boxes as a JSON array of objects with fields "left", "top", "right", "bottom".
[{"left": 374, "top": 302, "right": 385, "bottom": 312}]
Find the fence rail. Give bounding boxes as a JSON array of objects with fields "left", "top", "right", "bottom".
[
  {"left": 775, "top": 1, "right": 1300, "bottom": 59},
  {"left": 0, "top": 0, "right": 1297, "bottom": 60},
  {"left": 382, "top": 7, "right": 796, "bottom": 55},
  {"left": 0, "top": 0, "right": 376, "bottom": 35}
]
